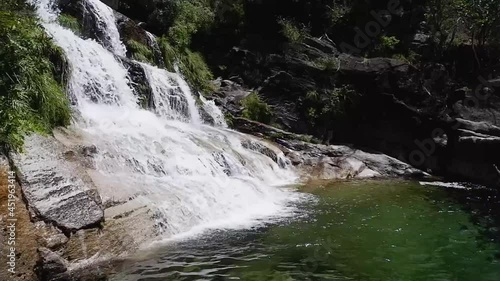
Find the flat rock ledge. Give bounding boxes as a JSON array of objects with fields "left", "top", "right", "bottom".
[
  {"left": 233, "top": 117, "right": 427, "bottom": 180},
  {"left": 10, "top": 134, "right": 104, "bottom": 233}
]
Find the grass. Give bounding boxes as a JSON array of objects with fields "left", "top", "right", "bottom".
[
  {"left": 241, "top": 92, "right": 272, "bottom": 124},
  {"left": 126, "top": 39, "right": 155, "bottom": 64},
  {"left": 0, "top": 9, "right": 71, "bottom": 151},
  {"left": 277, "top": 17, "right": 309, "bottom": 44},
  {"left": 58, "top": 13, "right": 81, "bottom": 34},
  {"left": 158, "top": 37, "right": 214, "bottom": 94}
]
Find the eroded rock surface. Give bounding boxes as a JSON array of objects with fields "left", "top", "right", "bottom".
[{"left": 10, "top": 134, "right": 104, "bottom": 233}]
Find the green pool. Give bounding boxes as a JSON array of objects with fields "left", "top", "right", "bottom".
[{"left": 110, "top": 180, "right": 500, "bottom": 281}]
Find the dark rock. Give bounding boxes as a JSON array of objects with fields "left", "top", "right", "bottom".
[
  {"left": 36, "top": 248, "right": 70, "bottom": 281},
  {"left": 58, "top": 0, "right": 115, "bottom": 52},
  {"left": 120, "top": 57, "right": 154, "bottom": 109},
  {"left": 212, "top": 79, "right": 251, "bottom": 117},
  {"left": 198, "top": 106, "right": 215, "bottom": 126}
]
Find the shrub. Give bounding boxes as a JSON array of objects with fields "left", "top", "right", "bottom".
[
  {"left": 277, "top": 17, "right": 309, "bottom": 44},
  {"left": 167, "top": 0, "right": 214, "bottom": 49},
  {"left": 241, "top": 92, "right": 272, "bottom": 124},
  {"left": 0, "top": 10, "right": 71, "bottom": 150},
  {"left": 314, "top": 57, "right": 339, "bottom": 71},
  {"left": 179, "top": 49, "right": 214, "bottom": 93},
  {"left": 373, "top": 35, "right": 400, "bottom": 55},
  {"left": 392, "top": 51, "right": 420, "bottom": 65},
  {"left": 303, "top": 85, "right": 358, "bottom": 131},
  {"left": 126, "top": 39, "right": 154, "bottom": 63},
  {"left": 158, "top": 37, "right": 214, "bottom": 94}
]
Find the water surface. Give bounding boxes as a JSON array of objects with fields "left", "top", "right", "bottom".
[{"left": 110, "top": 180, "right": 500, "bottom": 281}]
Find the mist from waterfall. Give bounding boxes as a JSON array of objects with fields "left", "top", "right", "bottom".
[{"left": 31, "top": 0, "right": 304, "bottom": 239}]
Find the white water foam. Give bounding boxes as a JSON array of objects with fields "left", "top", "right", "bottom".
[
  {"left": 32, "top": 0, "right": 304, "bottom": 239},
  {"left": 85, "top": 0, "right": 127, "bottom": 56},
  {"left": 200, "top": 95, "right": 228, "bottom": 127}
]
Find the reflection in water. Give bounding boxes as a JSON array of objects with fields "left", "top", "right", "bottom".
[{"left": 111, "top": 180, "right": 500, "bottom": 281}]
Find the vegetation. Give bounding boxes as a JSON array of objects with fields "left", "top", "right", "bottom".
[
  {"left": 126, "top": 39, "right": 155, "bottom": 64},
  {"left": 167, "top": 0, "right": 214, "bottom": 49},
  {"left": 0, "top": 2, "right": 70, "bottom": 150},
  {"left": 426, "top": 0, "right": 500, "bottom": 55},
  {"left": 277, "top": 17, "right": 310, "bottom": 44},
  {"left": 241, "top": 92, "right": 273, "bottom": 124},
  {"left": 149, "top": 0, "right": 216, "bottom": 94},
  {"left": 374, "top": 36, "right": 400, "bottom": 55},
  {"left": 158, "top": 37, "right": 214, "bottom": 94},
  {"left": 58, "top": 14, "right": 81, "bottom": 34},
  {"left": 314, "top": 57, "right": 339, "bottom": 71},
  {"left": 392, "top": 51, "right": 420, "bottom": 65},
  {"left": 305, "top": 86, "right": 358, "bottom": 129}
]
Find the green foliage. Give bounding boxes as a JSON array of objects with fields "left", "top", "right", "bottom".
[
  {"left": 158, "top": 37, "right": 178, "bottom": 71},
  {"left": 58, "top": 14, "right": 81, "bottom": 34},
  {"left": 224, "top": 112, "right": 234, "bottom": 127},
  {"left": 158, "top": 37, "right": 214, "bottom": 94},
  {"left": 314, "top": 57, "right": 339, "bottom": 71},
  {"left": 456, "top": 0, "right": 500, "bottom": 46},
  {"left": 0, "top": 10, "right": 70, "bottom": 150},
  {"left": 212, "top": 0, "right": 245, "bottom": 30},
  {"left": 127, "top": 39, "right": 154, "bottom": 63},
  {"left": 426, "top": 0, "right": 500, "bottom": 52},
  {"left": 179, "top": 50, "right": 214, "bottom": 93},
  {"left": 304, "top": 85, "right": 358, "bottom": 128},
  {"left": 326, "top": 2, "right": 350, "bottom": 26},
  {"left": 380, "top": 36, "right": 400, "bottom": 50},
  {"left": 241, "top": 92, "right": 273, "bottom": 124},
  {"left": 392, "top": 51, "right": 420, "bottom": 65},
  {"left": 426, "top": 0, "right": 465, "bottom": 52},
  {"left": 373, "top": 35, "right": 400, "bottom": 56},
  {"left": 277, "top": 17, "right": 309, "bottom": 44},
  {"left": 168, "top": 0, "right": 214, "bottom": 49}
]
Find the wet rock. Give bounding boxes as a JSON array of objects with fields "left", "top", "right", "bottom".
[
  {"left": 10, "top": 135, "right": 104, "bottom": 233},
  {"left": 232, "top": 118, "right": 425, "bottom": 180},
  {"left": 212, "top": 79, "right": 251, "bottom": 117},
  {"left": 120, "top": 58, "right": 155, "bottom": 109},
  {"left": 241, "top": 139, "right": 281, "bottom": 167},
  {"left": 279, "top": 140, "right": 426, "bottom": 180}
]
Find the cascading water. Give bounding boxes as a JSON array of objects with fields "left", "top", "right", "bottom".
[
  {"left": 84, "top": 0, "right": 127, "bottom": 56},
  {"left": 32, "top": 0, "right": 302, "bottom": 239},
  {"left": 140, "top": 63, "right": 201, "bottom": 123},
  {"left": 200, "top": 95, "right": 228, "bottom": 128}
]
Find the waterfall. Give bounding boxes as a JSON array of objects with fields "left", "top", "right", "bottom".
[
  {"left": 31, "top": 0, "right": 302, "bottom": 239},
  {"left": 140, "top": 63, "right": 201, "bottom": 123},
  {"left": 84, "top": 0, "right": 127, "bottom": 56},
  {"left": 200, "top": 95, "right": 228, "bottom": 127}
]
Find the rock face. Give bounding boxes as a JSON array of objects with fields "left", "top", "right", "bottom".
[
  {"left": 233, "top": 117, "right": 426, "bottom": 180},
  {"left": 36, "top": 248, "right": 69, "bottom": 281},
  {"left": 10, "top": 134, "right": 104, "bottom": 233},
  {"left": 213, "top": 34, "right": 500, "bottom": 189},
  {"left": 282, "top": 140, "right": 426, "bottom": 180},
  {"left": 120, "top": 57, "right": 155, "bottom": 108}
]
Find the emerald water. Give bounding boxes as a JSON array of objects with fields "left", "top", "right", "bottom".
[{"left": 110, "top": 180, "right": 500, "bottom": 281}]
